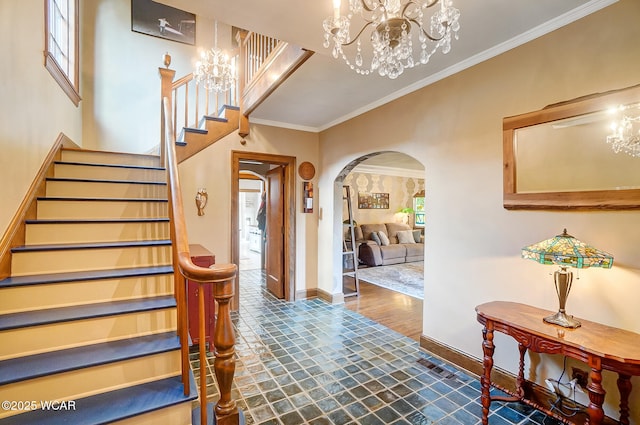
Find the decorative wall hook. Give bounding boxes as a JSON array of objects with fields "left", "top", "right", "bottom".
[{"left": 195, "top": 188, "right": 208, "bottom": 216}]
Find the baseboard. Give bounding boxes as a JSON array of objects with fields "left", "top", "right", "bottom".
[
  {"left": 0, "top": 133, "right": 78, "bottom": 279},
  {"left": 295, "top": 288, "right": 317, "bottom": 300},
  {"left": 316, "top": 288, "right": 344, "bottom": 304},
  {"left": 419, "top": 334, "right": 616, "bottom": 425}
]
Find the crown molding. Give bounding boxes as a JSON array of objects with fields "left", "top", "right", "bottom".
[{"left": 352, "top": 164, "right": 424, "bottom": 179}]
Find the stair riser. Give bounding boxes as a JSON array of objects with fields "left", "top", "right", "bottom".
[
  {"left": 114, "top": 403, "right": 192, "bottom": 425},
  {"left": 25, "top": 221, "right": 170, "bottom": 245},
  {"left": 46, "top": 180, "right": 167, "bottom": 199},
  {"left": 37, "top": 200, "right": 168, "bottom": 220},
  {"left": 61, "top": 150, "right": 160, "bottom": 167},
  {"left": 0, "top": 274, "right": 174, "bottom": 315},
  {"left": 0, "top": 351, "right": 181, "bottom": 420},
  {"left": 54, "top": 163, "right": 165, "bottom": 183},
  {"left": 11, "top": 245, "right": 172, "bottom": 276},
  {"left": 0, "top": 309, "right": 177, "bottom": 361}
]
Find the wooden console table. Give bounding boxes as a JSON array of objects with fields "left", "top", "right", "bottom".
[{"left": 476, "top": 301, "right": 640, "bottom": 425}]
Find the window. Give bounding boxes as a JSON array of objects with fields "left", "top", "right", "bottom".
[{"left": 45, "top": 0, "right": 80, "bottom": 105}]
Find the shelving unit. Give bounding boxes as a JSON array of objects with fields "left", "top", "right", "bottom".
[{"left": 342, "top": 185, "right": 359, "bottom": 297}]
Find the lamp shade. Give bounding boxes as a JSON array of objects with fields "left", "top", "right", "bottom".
[{"left": 521, "top": 229, "right": 613, "bottom": 269}]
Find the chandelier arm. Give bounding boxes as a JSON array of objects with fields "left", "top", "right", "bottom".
[
  {"left": 401, "top": 0, "right": 439, "bottom": 19},
  {"left": 359, "top": 0, "right": 381, "bottom": 13},
  {"left": 339, "top": 21, "right": 376, "bottom": 47},
  {"left": 410, "top": 17, "right": 448, "bottom": 42}
]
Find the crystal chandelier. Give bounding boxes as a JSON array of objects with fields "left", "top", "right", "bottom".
[
  {"left": 323, "top": 0, "right": 460, "bottom": 79},
  {"left": 194, "top": 21, "right": 236, "bottom": 92},
  {"left": 606, "top": 103, "right": 640, "bottom": 157}
]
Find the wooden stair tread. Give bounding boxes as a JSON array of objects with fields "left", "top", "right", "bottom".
[
  {"left": 46, "top": 177, "right": 167, "bottom": 186},
  {"left": 0, "top": 296, "right": 176, "bottom": 331},
  {"left": 0, "top": 265, "right": 173, "bottom": 288},
  {"left": 37, "top": 197, "right": 168, "bottom": 202},
  {"left": 0, "top": 373, "right": 197, "bottom": 425},
  {"left": 0, "top": 332, "right": 180, "bottom": 385},
  {"left": 25, "top": 218, "right": 169, "bottom": 224},
  {"left": 12, "top": 239, "right": 171, "bottom": 253},
  {"left": 54, "top": 160, "right": 165, "bottom": 171}
]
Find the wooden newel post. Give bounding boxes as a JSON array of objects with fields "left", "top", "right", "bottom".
[
  {"left": 214, "top": 275, "right": 239, "bottom": 425},
  {"left": 159, "top": 59, "right": 176, "bottom": 167}
]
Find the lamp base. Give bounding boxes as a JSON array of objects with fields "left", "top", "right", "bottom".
[{"left": 544, "top": 311, "right": 581, "bottom": 329}]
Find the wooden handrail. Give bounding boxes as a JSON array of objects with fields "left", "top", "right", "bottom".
[{"left": 162, "top": 95, "right": 239, "bottom": 425}]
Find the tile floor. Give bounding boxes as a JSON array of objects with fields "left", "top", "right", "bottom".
[{"left": 190, "top": 270, "right": 562, "bottom": 425}]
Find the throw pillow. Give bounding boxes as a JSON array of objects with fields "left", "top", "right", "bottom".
[
  {"left": 370, "top": 232, "right": 381, "bottom": 246},
  {"left": 378, "top": 231, "right": 390, "bottom": 246},
  {"left": 412, "top": 230, "right": 422, "bottom": 243},
  {"left": 397, "top": 229, "right": 416, "bottom": 244}
]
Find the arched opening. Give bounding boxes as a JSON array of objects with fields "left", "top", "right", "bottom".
[{"left": 334, "top": 151, "right": 425, "bottom": 340}]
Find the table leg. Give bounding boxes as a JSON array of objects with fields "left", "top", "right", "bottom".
[
  {"left": 586, "top": 359, "right": 605, "bottom": 425},
  {"left": 481, "top": 323, "right": 495, "bottom": 425},
  {"left": 617, "top": 373, "right": 632, "bottom": 425},
  {"left": 516, "top": 343, "right": 526, "bottom": 399}
]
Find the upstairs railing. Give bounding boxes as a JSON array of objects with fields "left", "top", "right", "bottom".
[
  {"left": 240, "top": 31, "right": 280, "bottom": 87},
  {"left": 160, "top": 92, "right": 240, "bottom": 425},
  {"left": 163, "top": 53, "right": 239, "bottom": 144}
]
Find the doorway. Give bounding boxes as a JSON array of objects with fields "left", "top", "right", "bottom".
[{"left": 231, "top": 151, "right": 296, "bottom": 310}]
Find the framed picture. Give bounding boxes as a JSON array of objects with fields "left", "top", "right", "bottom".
[
  {"left": 131, "top": 0, "right": 196, "bottom": 45},
  {"left": 358, "top": 192, "right": 389, "bottom": 209}
]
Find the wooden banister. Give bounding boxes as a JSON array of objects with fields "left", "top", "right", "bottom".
[{"left": 162, "top": 94, "right": 240, "bottom": 425}]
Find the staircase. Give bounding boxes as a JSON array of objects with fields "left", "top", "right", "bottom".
[{"left": 0, "top": 148, "right": 196, "bottom": 424}]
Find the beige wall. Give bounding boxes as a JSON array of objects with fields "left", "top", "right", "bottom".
[
  {"left": 0, "top": 0, "right": 83, "bottom": 237},
  {"left": 318, "top": 0, "right": 640, "bottom": 418},
  {"left": 178, "top": 123, "right": 320, "bottom": 292},
  {"left": 343, "top": 171, "right": 424, "bottom": 225},
  {"left": 81, "top": 0, "right": 233, "bottom": 154}
]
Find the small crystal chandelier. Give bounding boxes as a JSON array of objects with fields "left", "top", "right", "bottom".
[
  {"left": 606, "top": 103, "right": 640, "bottom": 157},
  {"left": 323, "top": 0, "right": 460, "bottom": 79},
  {"left": 194, "top": 21, "right": 236, "bottom": 92}
]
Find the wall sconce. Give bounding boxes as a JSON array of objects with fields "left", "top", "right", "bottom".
[{"left": 195, "top": 188, "right": 208, "bottom": 216}]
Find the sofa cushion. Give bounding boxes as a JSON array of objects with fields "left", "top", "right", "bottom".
[
  {"left": 405, "top": 243, "right": 424, "bottom": 258},
  {"left": 360, "top": 223, "right": 387, "bottom": 243},
  {"left": 380, "top": 244, "right": 406, "bottom": 259},
  {"left": 412, "top": 230, "right": 422, "bottom": 243},
  {"left": 370, "top": 232, "right": 381, "bottom": 245},
  {"left": 384, "top": 222, "right": 412, "bottom": 244},
  {"left": 397, "top": 230, "right": 416, "bottom": 244},
  {"left": 378, "top": 231, "right": 390, "bottom": 246}
]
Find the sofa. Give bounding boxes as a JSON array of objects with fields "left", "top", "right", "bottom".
[{"left": 354, "top": 223, "right": 424, "bottom": 266}]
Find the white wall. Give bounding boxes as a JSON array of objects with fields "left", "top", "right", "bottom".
[
  {"left": 0, "top": 0, "right": 83, "bottom": 236},
  {"left": 318, "top": 0, "right": 640, "bottom": 420},
  {"left": 178, "top": 123, "right": 320, "bottom": 292},
  {"left": 81, "top": 0, "right": 233, "bottom": 154}
]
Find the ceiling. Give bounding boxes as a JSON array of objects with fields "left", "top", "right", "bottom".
[{"left": 162, "top": 0, "right": 617, "bottom": 132}]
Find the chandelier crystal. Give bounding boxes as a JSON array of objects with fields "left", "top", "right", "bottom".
[
  {"left": 194, "top": 21, "right": 236, "bottom": 93},
  {"left": 606, "top": 103, "right": 640, "bottom": 157},
  {"left": 323, "top": 0, "right": 460, "bottom": 79}
]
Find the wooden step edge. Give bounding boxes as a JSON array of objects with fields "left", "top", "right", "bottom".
[
  {"left": 0, "top": 332, "right": 180, "bottom": 385},
  {"left": 183, "top": 127, "right": 208, "bottom": 134},
  {"left": 37, "top": 197, "right": 168, "bottom": 203},
  {"left": 220, "top": 104, "right": 240, "bottom": 112},
  {"left": 0, "top": 265, "right": 173, "bottom": 288},
  {"left": 11, "top": 239, "right": 171, "bottom": 253},
  {"left": 203, "top": 115, "right": 228, "bottom": 123},
  {"left": 0, "top": 296, "right": 176, "bottom": 332},
  {"left": 54, "top": 161, "right": 165, "bottom": 171},
  {"left": 0, "top": 372, "right": 197, "bottom": 425},
  {"left": 46, "top": 177, "right": 167, "bottom": 186},
  {"left": 25, "top": 218, "right": 170, "bottom": 225},
  {"left": 61, "top": 147, "right": 161, "bottom": 161}
]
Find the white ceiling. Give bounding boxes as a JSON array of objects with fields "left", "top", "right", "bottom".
[{"left": 162, "top": 0, "right": 617, "bottom": 132}]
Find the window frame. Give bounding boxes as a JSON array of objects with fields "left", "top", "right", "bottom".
[{"left": 44, "top": 0, "right": 80, "bottom": 106}]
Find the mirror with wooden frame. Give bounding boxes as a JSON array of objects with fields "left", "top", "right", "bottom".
[{"left": 503, "top": 84, "right": 640, "bottom": 210}]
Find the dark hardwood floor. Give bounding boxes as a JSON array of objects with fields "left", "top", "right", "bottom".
[{"left": 343, "top": 279, "right": 423, "bottom": 341}]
